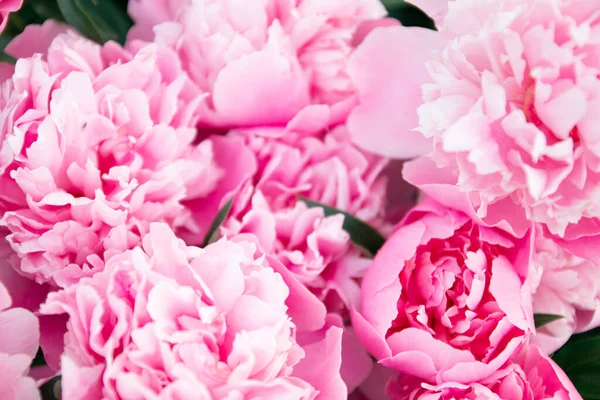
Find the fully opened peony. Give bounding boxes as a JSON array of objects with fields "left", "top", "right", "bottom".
[
  {"left": 418, "top": 0, "right": 600, "bottom": 237},
  {"left": 0, "top": 280, "right": 40, "bottom": 400},
  {"left": 0, "top": 26, "right": 228, "bottom": 287},
  {"left": 530, "top": 229, "right": 600, "bottom": 354},
  {"left": 128, "top": 0, "right": 386, "bottom": 128},
  {"left": 386, "top": 344, "right": 582, "bottom": 400},
  {"left": 40, "top": 223, "right": 346, "bottom": 399},
  {"left": 352, "top": 200, "right": 535, "bottom": 385}
]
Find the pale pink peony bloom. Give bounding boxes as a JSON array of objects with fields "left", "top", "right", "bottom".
[
  {"left": 0, "top": 280, "right": 41, "bottom": 400},
  {"left": 417, "top": 0, "right": 600, "bottom": 238},
  {"left": 386, "top": 344, "right": 582, "bottom": 400},
  {"left": 352, "top": 199, "right": 535, "bottom": 385},
  {"left": 0, "top": 0, "right": 22, "bottom": 33},
  {"left": 40, "top": 223, "right": 346, "bottom": 399},
  {"left": 128, "top": 0, "right": 385, "bottom": 129},
  {"left": 0, "top": 27, "right": 247, "bottom": 287},
  {"left": 530, "top": 229, "right": 600, "bottom": 354}
]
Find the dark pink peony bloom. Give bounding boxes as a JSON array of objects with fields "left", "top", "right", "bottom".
[{"left": 353, "top": 199, "right": 535, "bottom": 385}]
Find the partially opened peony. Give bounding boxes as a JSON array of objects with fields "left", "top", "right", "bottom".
[
  {"left": 353, "top": 199, "right": 535, "bottom": 385},
  {"left": 0, "top": 280, "right": 40, "bottom": 400},
  {"left": 386, "top": 344, "right": 582, "bottom": 400},
  {"left": 128, "top": 0, "right": 386, "bottom": 129},
  {"left": 0, "top": 26, "right": 250, "bottom": 287},
  {"left": 40, "top": 223, "right": 346, "bottom": 399},
  {"left": 416, "top": 0, "right": 600, "bottom": 238}
]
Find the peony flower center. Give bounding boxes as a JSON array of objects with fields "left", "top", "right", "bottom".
[
  {"left": 521, "top": 86, "right": 537, "bottom": 126},
  {"left": 387, "top": 223, "right": 513, "bottom": 361}
]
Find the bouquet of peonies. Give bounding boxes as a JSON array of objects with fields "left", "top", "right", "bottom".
[{"left": 0, "top": 0, "right": 598, "bottom": 399}]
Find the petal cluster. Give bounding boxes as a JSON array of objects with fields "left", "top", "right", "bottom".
[
  {"left": 353, "top": 200, "right": 535, "bottom": 384},
  {"left": 418, "top": 0, "right": 600, "bottom": 237},
  {"left": 0, "top": 280, "right": 40, "bottom": 400},
  {"left": 0, "top": 28, "right": 222, "bottom": 286},
  {"left": 40, "top": 223, "right": 345, "bottom": 399},
  {"left": 530, "top": 228, "right": 600, "bottom": 353},
  {"left": 128, "top": 0, "right": 386, "bottom": 128},
  {"left": 386, "top": 344, "right": 582, "bottom": 400},
  {"left": 222, "top": 126, "right": 388, "bottom": 311}
]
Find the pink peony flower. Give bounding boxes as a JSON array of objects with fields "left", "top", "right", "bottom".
[
  {"left": 0, "top": 0, "right": 22, "bottom": 33},
  {"left": 386, "top": 344, "right": 582, "bottom": 400},
  {"left": 530, "top": 228, "right": 600, "bottom": 354},
  {"left": 0, "top": 279, "right": 40, "bottom": 400},
  {"left": 128, "top": 0, "right": 385, "bottom": 128},
  {"left": 40, "top": 223, "right": 346, "bottom": 399},
  {"left": 352, "top": 199, "right": 535, "bottom": 385},
  {"left": 417, "top": 0, "right": 600, "bottom": 238},
  {"left": 0, "top": 26, "right": 248, "bottom": 287}
]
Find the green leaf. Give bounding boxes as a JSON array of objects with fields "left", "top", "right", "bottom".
[
  {"left": 56, "top": 0, "right": 132, "bottom": 45},
  {"left": 31, "top": 347, "right": 46, "bottom": 367},
  {"left": 382, "top": 0, "right": 436, "bottom": 30},
  {"left": 201, "top": 198, "right": 234, "bottom": 247},
  {"left": 40, "top": 376, "right": 61, "bottom": 400},
  {"left": 298, "top": 197, "right": 385, "bottom": 256},
  {"left": 552, "top": 327, "right": 600, "bottom": 398},
  {"left": 534, "top": 313, "right": 564, "bottom": 329}
]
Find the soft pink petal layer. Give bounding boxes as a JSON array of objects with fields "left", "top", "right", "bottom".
[{"left": 347, "top": 26, "right": 444, "bottom": 158}]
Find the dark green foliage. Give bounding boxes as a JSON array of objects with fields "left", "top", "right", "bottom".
[
  {"left": 553, "top": 327, "right": 600, "bottom": 399},
  {"left": 534, "top": 313, "right": 564, "bottom": 329},
  {"left": 382, "top": 0, "right": 436, "bottom": 30},
  {"left": 56, "top": 0, "right": 132, "bottom": 44}
]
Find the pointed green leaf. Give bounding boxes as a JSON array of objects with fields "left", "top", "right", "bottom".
[
  {"left": 298, "top": 197, "right": 385, "bottom": 256},
  {"left": 57, "top": 0, "right": 132, "bottom": 45},
  {"left": 201, "top": 198, "right": 234, "bottom": 247},
  {"left": 382, "top": 0, "right": 436, "bottom": 30},
  {"left": 31, "top": 347, "right": 46, "bottom": 367},
  {"left": 534, "top": 313, "right": 564, "bottom": 329}
]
